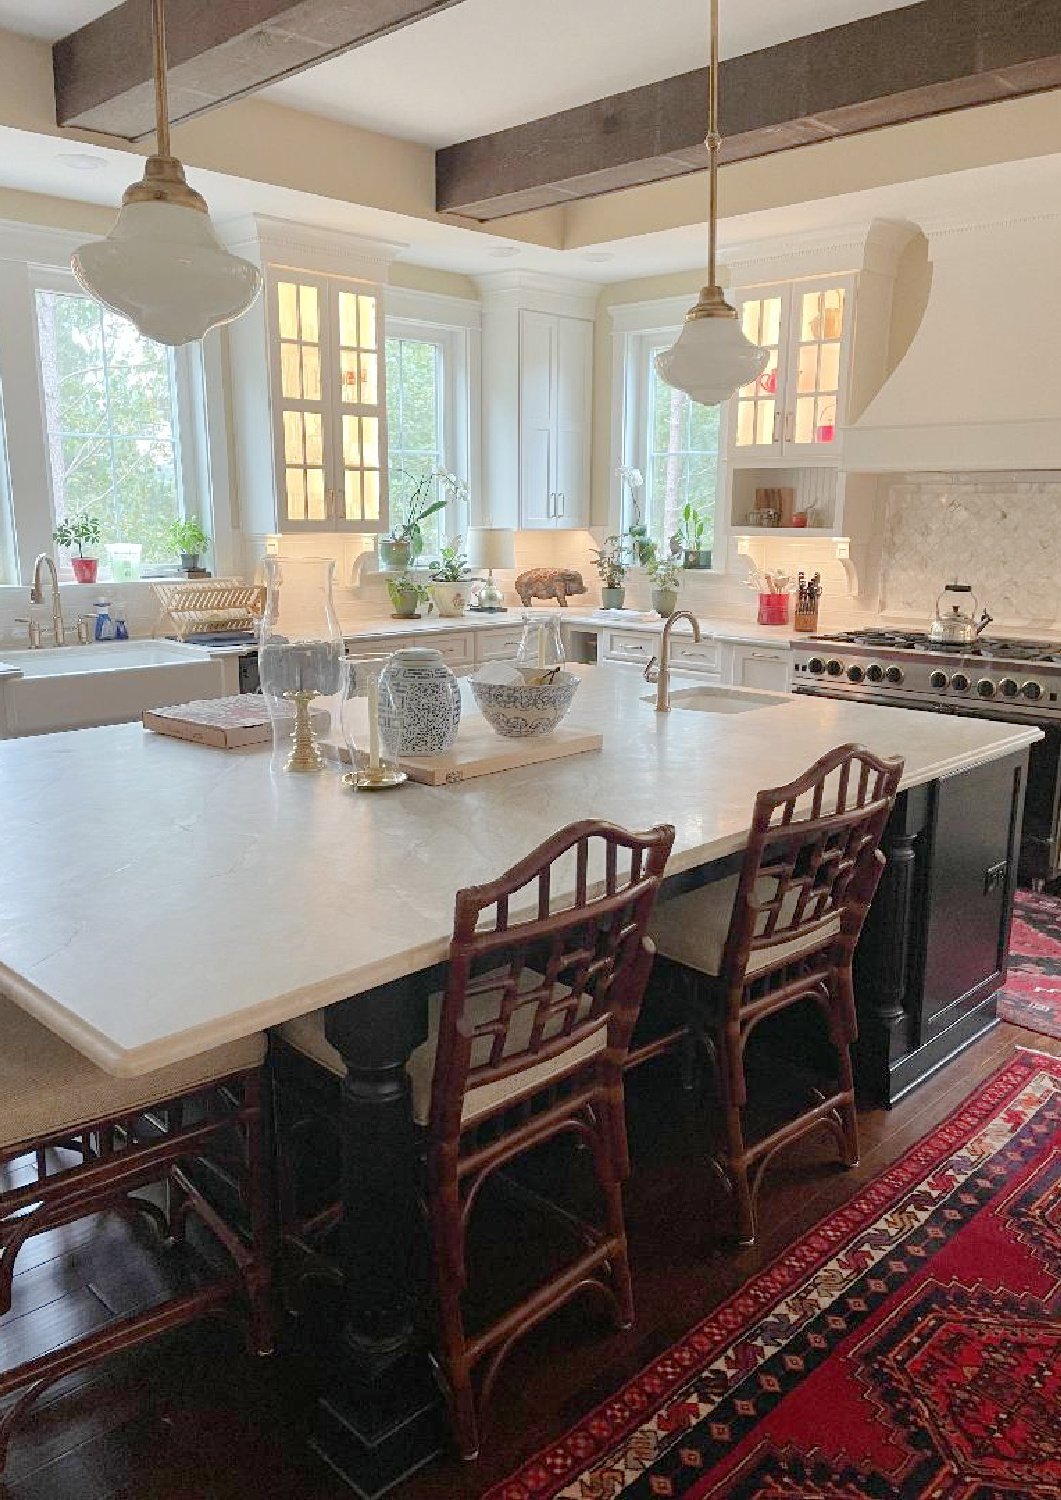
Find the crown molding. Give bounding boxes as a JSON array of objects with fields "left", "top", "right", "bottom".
[{"left": 220, "top": 214, "right": 407, "bottom": 282}]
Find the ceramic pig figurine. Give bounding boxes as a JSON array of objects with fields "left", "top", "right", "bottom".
[{"left": 514, "top": 568, "right": 588, "bottom": 608}]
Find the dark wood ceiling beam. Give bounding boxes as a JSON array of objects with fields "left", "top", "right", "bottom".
[
  {"left": 437, "top": 0, "right": 1061, "bottom": 220},
  {"left": 54, "top": 0, "right": 471, "bottom": 141}
]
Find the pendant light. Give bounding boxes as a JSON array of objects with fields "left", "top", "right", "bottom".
[
  {"left": 654, "top": 0, "right": 768, "bottom": 406},
  {"left": 72, "top": 0, "right": 261, "bottom": 347}
]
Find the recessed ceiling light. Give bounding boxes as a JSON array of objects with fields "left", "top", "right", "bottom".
[
  {"left": 583, "top": 251, "right": 615, "bottom": 263},
  {"left": 488, "top": 246, "right": 520, "bottom": 259},
  {"left": 58, "top": 152, "right": 108, "bottom": 172}
]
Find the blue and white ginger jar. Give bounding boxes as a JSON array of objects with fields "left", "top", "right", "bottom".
[{"left": 378, "top": 647, "right": 461, "bottom": 757}]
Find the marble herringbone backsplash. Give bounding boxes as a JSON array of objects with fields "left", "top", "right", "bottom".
[{"left": 880, "top": 474, "right": 1061, "bottom": 627}]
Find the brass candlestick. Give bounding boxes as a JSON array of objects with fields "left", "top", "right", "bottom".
[{"left": 284, "top": 689, "right": 324, "bottom": 772}]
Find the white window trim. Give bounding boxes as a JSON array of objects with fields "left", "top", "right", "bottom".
[
  {"left": 385, "top": 286, "right": 481, "bottom": 547},
  {"left": 0, "top": 220, "right": 227, "bottom": 585},
  {"left": 610, "top": 297, "right": 730, "bottom": 573}
]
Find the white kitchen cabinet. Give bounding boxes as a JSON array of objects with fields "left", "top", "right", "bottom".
[
  {"left": 225, "top": 222, "right": 395, "bottom": 540},
  {"left": 729, "top": 276, "right": 855, "bottom": 464},
  {"left": 518, "top": 310, "right": 592, "bottom": 529},
  {"left": 726, "top": 643, "right": 792, "bottom": 692}
]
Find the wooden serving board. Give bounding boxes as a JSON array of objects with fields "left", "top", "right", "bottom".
[{"left": 399, "top": 716, "right": 603, "bottom": 785}]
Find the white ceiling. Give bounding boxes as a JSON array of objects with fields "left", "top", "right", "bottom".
[
  {"left": 0, "top": 0, "right": 110, "bottom": 39},
  {"left": 4, "top": 1, "right": 919, "bottom": 145},
  {"left": 265, "top": 0, "right": 919, "bottom": 146}
]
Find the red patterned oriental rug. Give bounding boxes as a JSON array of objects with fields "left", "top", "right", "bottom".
[
  {"left": 997, "top": 890, "right": 1061, "bottom": 1039},
  {"left": 488, "top": 1049, "right": 1061, "bottom": 1500}
]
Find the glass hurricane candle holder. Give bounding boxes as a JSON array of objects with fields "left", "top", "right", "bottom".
[
  {"left": 258, "top": 556, "right": 344, "bottom": 774},
  {"left": 516, "top": 612, "right": 565, "bottom": 674},
  {"left": 339, "top": 657, "right": 407, "bottom": 791}
]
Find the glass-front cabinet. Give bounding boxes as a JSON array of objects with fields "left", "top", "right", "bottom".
[
  {"left": 730, "top": 276, "right": 854, "bottom": 463},
  {"left": 269, "top": 272, "right": 386, "bottom": 532}
]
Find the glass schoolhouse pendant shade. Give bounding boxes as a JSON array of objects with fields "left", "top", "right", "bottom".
[
  {"left": 654, "top": 292, "right": 769, "bottom": 407},
  {"left": 70, "top": 0, "right": 261, "bottom": 347},
  {"left": 654, "top": 0, "right": 766, "bottom": 408},
  {"left": 72, "top": 166, "right": 261, "bottom": 346}
]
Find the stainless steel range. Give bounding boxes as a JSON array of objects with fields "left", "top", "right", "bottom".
[{"left": 792, "top": 628, "right": 1061, "bottom": 882}]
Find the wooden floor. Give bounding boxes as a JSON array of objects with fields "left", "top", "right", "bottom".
[{"left": 2, "top": 1020, "right": 1058, "bottom": 1500}]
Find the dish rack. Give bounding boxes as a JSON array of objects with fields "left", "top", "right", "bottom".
[{"left": 151, "top": 579, "right": 265, "bottom": 640}]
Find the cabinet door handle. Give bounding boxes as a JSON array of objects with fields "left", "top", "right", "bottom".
[
  {"left": 547, "top": 491, "right": 555, "bottom": 518},
  {"left": 784, "top": 412, "right": 794, "bottom": 442},
  {"left": 748, "top": 651, "right": 784, "bottom": 661},
  {"left": 772, "top": 411, "right": 781, "bottom": 444},
  {"left": 557, "top": 491, "right": 565, "bottom": 516}
]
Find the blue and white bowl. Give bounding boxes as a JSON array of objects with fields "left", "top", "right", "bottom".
[
  {"left": 379, "top": 648, "right": 461, "bottom": 756},
  {"left": 471, "top": 670, "right": 580, "bottom": 738}
]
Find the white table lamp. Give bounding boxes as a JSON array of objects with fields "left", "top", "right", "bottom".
[{"left": 467, "top": 528, "right": 515, "bottom": 611}]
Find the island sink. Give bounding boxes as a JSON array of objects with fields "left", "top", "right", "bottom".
[
  {"left": 0, "top": 640, "right": 225, "bottom": 737},
  {"left": 641, "top": 684, "right": 791, "bottom": 714}
]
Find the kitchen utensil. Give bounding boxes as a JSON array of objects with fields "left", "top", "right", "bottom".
[
  {"left": 929, "top": 583, "right": 993, "bottom": 646},
  {"left": 794, "top": 571, "right": 821, "bottom": 633}
]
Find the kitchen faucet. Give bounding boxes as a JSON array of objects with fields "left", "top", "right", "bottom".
[
  {"left": 644, "top": 610, "right": 701, "bottom": 711},
  {"left": 29, "top": 553, "right": 65, "bottom": 647}
]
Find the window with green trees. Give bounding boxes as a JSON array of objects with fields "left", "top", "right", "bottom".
[
  {"left": 385, "top": 334, "right": 446, "bottom": 556},
  {"left": 35, "top": 290, "right": 183, "bottom": 568},
  {"left": 643, "top": 341, "right": 722, "bottom": 552}
]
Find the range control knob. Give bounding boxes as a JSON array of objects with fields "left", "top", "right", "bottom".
[
  {"left": 807, "top": 656, "right": 826, "bottom": 675},
  {"left": 999, "top": 678, "right": 1020, "bottom": 699},
  {"left": 825, "top": 659, "right": 844, "bottom": 677},
  {"left": 976, "top": 679, "right": 996, "bottom": 699},
  {"left": 950, "top": 672, "right": 971, "bottom": 693},
  {"left": 1022, "top": 680, "right": 1044, "bottom": 702},
  {"left": 866, "top": 664, "right": 885, "bottom": 683},
  {"left": 929, "top": 670, "right": 949, "bottom": 691},
  {"left": 885, "top": 666, "right": 905, "bottom": 685},
  {"left": 847, "top": 664, "right": 865, "bottom": 684}
]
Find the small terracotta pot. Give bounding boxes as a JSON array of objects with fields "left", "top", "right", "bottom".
[{"left": 71, "top": 557, "right": 98, "bottom": 583}]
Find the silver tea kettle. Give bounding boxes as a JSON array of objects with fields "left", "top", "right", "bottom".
[{"left": 929, "top": 582, "right": 993, "bottom": 646}]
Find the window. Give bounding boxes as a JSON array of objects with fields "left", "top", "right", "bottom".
[
  {"left": 639, "top": 338, "right": 722, "bottom": 555},
  {"left": 385, "top": 332, "right": 446, "bottom": 558},
  {"left": 35, "top": 289, "right": 184, "bottom": 569}
]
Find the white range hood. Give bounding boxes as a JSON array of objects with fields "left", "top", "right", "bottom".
[{"left": 845, "top": 211, "right": 1061, "bottom": 472}]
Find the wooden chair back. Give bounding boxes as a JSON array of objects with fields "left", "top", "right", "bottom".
[
  {"left": 721, "top": 742, "right": 904, "bottom": 986},
  {"left": 430, "top": 820, "right": 675, "bottom": 1138}
]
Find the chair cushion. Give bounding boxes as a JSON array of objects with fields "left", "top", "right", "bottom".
[
  {"left": 649, "top": 874, "right": 841, "bottom": 980},
  {"left": 0, "top": 995, "right": 266, "bottom": 1152},
  {"left": 281, "top": 970, "right": 606, "bottom": 1128}
]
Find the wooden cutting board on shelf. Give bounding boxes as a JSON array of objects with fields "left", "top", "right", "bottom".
[{"left": 399, "top": 716, "right": 603, "bottom": 785}]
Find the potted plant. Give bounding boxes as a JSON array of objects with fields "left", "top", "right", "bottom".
[
  {"left": 616, "top": 466, "right": 655, "bottom": 566},
  {"left": 680, "top": 503, "right": 712, "bottom": 569},
  {"left": 647, "top": 554, "right": 682, "bottom": 617},
  {"left": 591, "top": 535, "right": 628, "bottom": 610},
  {"left": 386, "top": 571, "right": 432, "bottom": 620},
  {"left": 427, "top": 539, "right": 471, "bottom": 617},
  {"left": 379, "top": 470, "right": 449, "bottom": 571},
  {"left": 53, "top": 513, "right": 101, "bottom": 583},
  {"left": 169, "top": 516, "right": 210, "bottom": 572}
]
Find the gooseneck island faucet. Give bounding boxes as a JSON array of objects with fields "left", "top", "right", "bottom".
[
  {"left": 29, "top": 553, "right": 65, "bottom": 647},
  {"left": 644, "top": 609, "right": 702, "bottom": 711}
]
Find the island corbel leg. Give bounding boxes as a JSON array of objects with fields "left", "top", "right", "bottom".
[{"left": 312, "top": 975, "right": 446, "bottom": 1497}]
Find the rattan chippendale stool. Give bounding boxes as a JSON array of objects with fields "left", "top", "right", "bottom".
[
  {"left": 0, "top": 997, "right": 274, "bottom": 1468},
  {"left": 646, "top": 743, "right": 903, "bottom": 1245},
  {"left": 279, "top": 817, "right": 675, "bottom": 1459}
]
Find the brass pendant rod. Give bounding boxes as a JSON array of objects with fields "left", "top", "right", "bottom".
[
  {"left": 152, "top": 0, "right": 171, "bottom": 160},
  {"left": 706, "top": 0, "right": 720, "bottom": 290}
]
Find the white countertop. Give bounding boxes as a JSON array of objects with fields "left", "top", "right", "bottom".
[
  {"left": 330, "top": 608, "right": 802, "bottom": 649},
  {"left": 0, "top": 666, "right": 1039, "bottom": 1078}
]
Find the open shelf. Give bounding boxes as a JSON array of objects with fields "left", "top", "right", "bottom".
[{"left": 731, "top": 527, "right": 840, "bottom": 538}]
